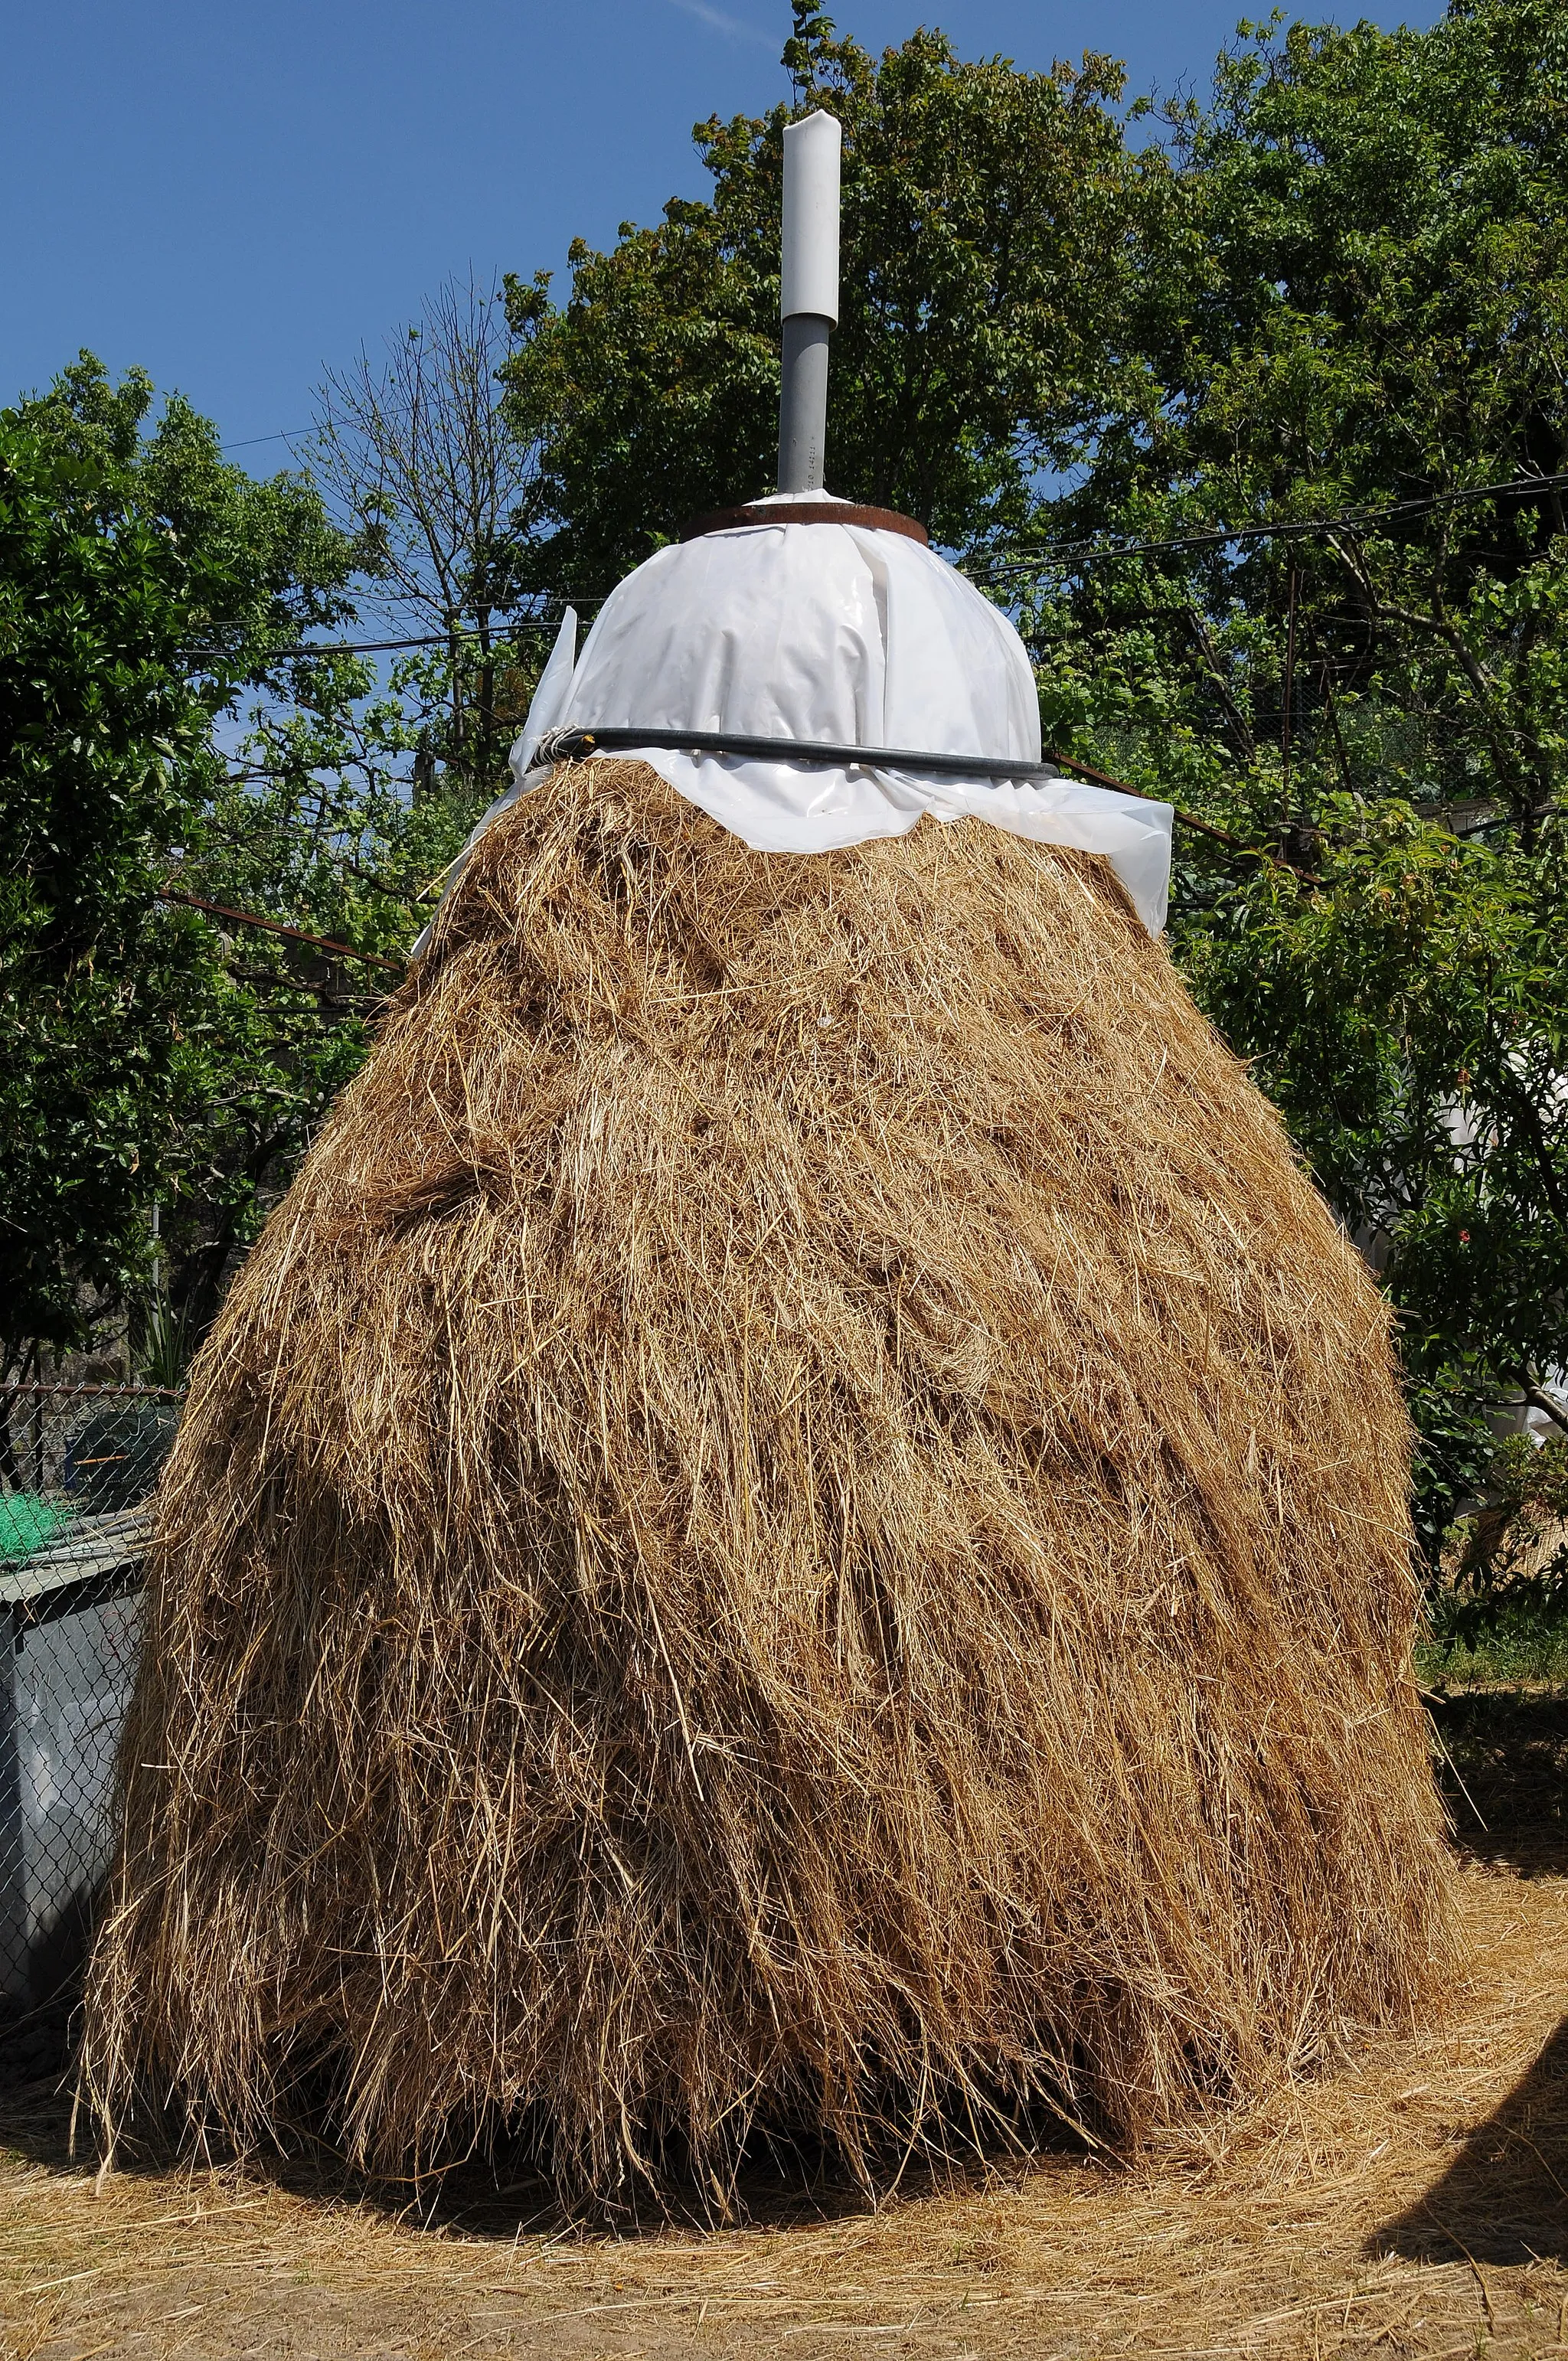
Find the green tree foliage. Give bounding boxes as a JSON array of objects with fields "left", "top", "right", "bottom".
[
  {"left": 0, "top": 391, "right": 222, "bottom": 1373},
  {"left": 21, "top": 356, "right": 353, "bottom": 663},
  {"left": 498, "top": 0, "right": 1568, "bottom": 1557},
  {"left": 1021, "top": 0, "right": 1568, "bottom": 1527},
  {"left": 2, "top": 354, "right": 533, "bottom": 1386},
  {"left": 166, "top": 640, "right": 501, "bottom": 1339},
  {"left": 1449, "top": 1434, "right": 1568, "bottom": 1630},
  {"left": 501, "top": 2, "right": 1156, "bottom": 588},
  {"left": 0, "top": 361, "right": 384, "bottom": 1376},
  {"left": 7, "top": 2, "right": 1566, "bottom": 1588},
  {"left": 1171, "top": 803, "right": 1568, "bottom": 1547}
]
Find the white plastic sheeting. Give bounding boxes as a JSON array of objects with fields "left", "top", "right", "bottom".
[
  {"left": 421, "top": 497, "right": 1174, "bottom": 947},
  {"left": 2, "top": 1582, "right": 142, "bottom": 1999}
]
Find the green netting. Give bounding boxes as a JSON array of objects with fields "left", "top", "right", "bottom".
[{"left": 0, "top": 1493, "right": 66, "bottom": 1564}]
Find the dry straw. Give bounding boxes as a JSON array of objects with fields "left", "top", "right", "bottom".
[{"left": 81, "top": 760, "right": 1459, "bottom": 2211}]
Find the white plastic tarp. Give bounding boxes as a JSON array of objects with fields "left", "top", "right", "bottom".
[{"left": 421, "top": 496, "right": 1174, "bottom": 945}]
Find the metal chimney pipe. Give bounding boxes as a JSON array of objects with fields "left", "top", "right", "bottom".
[{"left": 777, "top": 111, "right": 841, "bottom": 494}]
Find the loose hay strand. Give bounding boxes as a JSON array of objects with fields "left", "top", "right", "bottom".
[{"left": 81, "top": 762, "right": 1459, "bottom": 2208}]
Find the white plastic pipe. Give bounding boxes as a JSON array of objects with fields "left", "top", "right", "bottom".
[
  {"left": 778, "top": 111, "right": 841, "bottom": 494},
  {"left": 780, "top": 110, "right": 841, "bottom": 324}
]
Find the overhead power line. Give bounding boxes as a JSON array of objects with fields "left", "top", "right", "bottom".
[
  {"left": 187, "top": 475, "right": 1568, "bottom": 659},
  {"left": 157, "top": 887, "right": 406, "bottom": 974},
  {"left": 1044, "top": 748, "right": 1319, "bottom": 876},
  {"left": 965, "top": 472, "right": 1568, "bottom": 583},
  {"left": 219, "top": 428, "right": 310, "bottom": 452},
  {"left": 188, "top": 617, "right": 580, "bottom": 663},
  {"left": 164, "top": 737, "right": 1315, "bottom": 988}
]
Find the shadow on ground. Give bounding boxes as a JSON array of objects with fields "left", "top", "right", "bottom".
[
  {"left": 1427, "top": 1686, "right": 1568, "bottom": 1876},
  {"left": 1371, "top": 1685, "right": 1568, "bottom": 2265},
  {"left": 3, "top": 1975, "right": 1062, "bottom": 2239},
  {"left": 0, "top": 2007, "right": 869, "bottom": 2235},
  {"left": 0, "top": 1974, "right": 77, "bottom": 2140},
  {"left": 1375, "top": 2012, "right": 1568, "bottom": 2265}
]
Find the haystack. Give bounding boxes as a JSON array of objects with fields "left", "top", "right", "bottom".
[
  {"left": 81, "top": 112, "right": 1456, "bottom": 2206},
  {"left": 81, "top": 756, "right": 1455, "bottom": 2201}
]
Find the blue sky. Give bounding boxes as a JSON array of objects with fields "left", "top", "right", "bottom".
[{"left": 5, "top": 0, "right": 1442, "bottom": 465}]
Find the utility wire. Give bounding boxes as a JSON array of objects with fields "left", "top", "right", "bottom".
[
  {"left": 188, "top": 618, "right": 579, "bottom": 664},
  {"left": 965, "top": 472, "right": 1568, "bottom": 583},
  {"left": 1044, "top": 749, "right": 1321, "bottom": 880},
  {"left": 178, "top": 474, "right": 1560, "bottom": 887},
  {"left": 157, "top": 887, "right": 405, "bottom": 974},
  {"left": 186, "top": 474, "right": 1568, "bottom": 658},
  {"left": 220, "top": 428, "right": 310, "bottom": 452},
  {"left": 164, "top": 742, "right": 1313, "bottom": 985}
]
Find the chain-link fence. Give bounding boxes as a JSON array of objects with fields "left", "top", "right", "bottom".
[{"left": 1, "top": 1383, "right": 180, "bottom": 2003}]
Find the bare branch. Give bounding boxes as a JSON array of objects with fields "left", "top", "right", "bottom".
[{"left": 309, "top": 275, "right": 540, "bottom": 656}]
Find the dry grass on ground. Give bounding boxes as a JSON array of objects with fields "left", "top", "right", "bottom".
[{"left": 4, "top": 1832, "right": 1566, "bottom": 2359}]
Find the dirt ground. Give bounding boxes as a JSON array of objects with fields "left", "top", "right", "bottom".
[{"left": 4, "top": 1692, "right": 1566, "bottom": 2361}]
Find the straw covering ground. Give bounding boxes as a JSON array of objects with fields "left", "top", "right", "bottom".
[
  {"left": 7, "top": 1855, "right": 1563, "bottom": 2360},
  {"left": 82, "top": 759, "right": 1456, "bottom": 2206}
]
